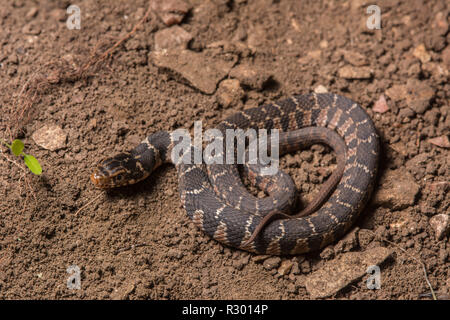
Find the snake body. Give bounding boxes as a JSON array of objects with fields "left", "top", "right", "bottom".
[{"left": 91, "top": 93, "right": 379, "bottom": 255}]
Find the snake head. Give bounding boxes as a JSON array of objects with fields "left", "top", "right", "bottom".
[{"left": 90, "top": 152, "right": 147, "bottom": 189}]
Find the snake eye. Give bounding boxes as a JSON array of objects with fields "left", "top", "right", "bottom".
[{"left": 117, "top": 174, "right": 123, "bottom": 181}]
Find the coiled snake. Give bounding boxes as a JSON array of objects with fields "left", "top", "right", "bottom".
[{"left": 91, "top": 93, "right": 379, "bottom": 255}]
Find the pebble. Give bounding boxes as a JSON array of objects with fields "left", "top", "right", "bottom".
[
  {"left": 263, "top": 257, "right": 281, "bottom": 270},
  {"left": 252, "top": 255, "right": 270, "bottom": 263},
  {"left": 338, "top": 66, "right": 372, "bottom": 79},
  {"left": 319, "top": 246, "right": 335, "bottom": 260},
  {"left": 420, "top": 205, "right": 436, "bottom": 217},
  {"left": 341, "top": 50, "right": 368, "bottom": 66},
  {"left": 291, "top": 262, "right": 301, "bottom": 275},
  {"left": 398, "top": 107, "right": 415, "bottom": 120},
  {"left": 110, "top": 121, "right": 129, "bottom": 137},
  {"left": 150, "top": 49, "right": 236, "bottom": 94},
  {"left": 278, "top": 260, "right": 294, "bottom": 276},
  {"left": 406, "top": 80, "right": 435, "bottom": 114},
  {"left": 299, "top": 260, "right": 311, "bottom": 274},
  {"left": 413, "top": 44, "right": 431, "bottom": 64},
  {"left": 314, "top": 85, "right": 328, "bottom": 93},
  {"left": 21, "top": 22, "right": 41, "bottom": 35},
  {"left": 216, "top": 79, "right": 244, "bottom": 108},
  {"left": 229, "top": 64, "right": 270, "bottom": 90},
  {"left": 357, "top": 229, "right": 375, "bottom": 248},
  {"left": 233, "top": 255, "right": 250, "bottom": 271},
  {"left": 432, "top": 12, "right": 449, "bottom": 36},
  {"left": 167, "top": 248, "right": 184, "bottom": 259},
  {"left": 49, "top": 8, "right": 66, "bottom": 22},
  {"left": 26, "top": 7, "right": 38, "bottom": 19},
  {"left": 286, "top": 283, "right": 297, "bottom": 294},
  {"left": 319, "top": 40, "right": 328, "bottom": 49},
  {"left": 8, "top": 53, "right": 19, "bottom": 65},
  {"left": 373, "top": 168, "right": 420, "bottom": 210},
  {"left": 429, "top": 214, "right": 450, "bottom": 240},
  {"left": 334, "top": 228, "right": 358, "bottom": 253},
  {"left": 385, "top": 84, "right": 407, "bottom": 102},
  {"left": 372, "top": 94, "right": 389, "bottom": 113},
  {"left": 442, "top": 46, "right": 450, "bottom": 70},
  {"left": 32, "top": 124, "right": 67, "bottom": 151},
  {"left": 428, "top": 135, "right": 450, "bottom": 149},
  {"left": 305, "top": 247, "right": 392, "bottom": 298},
  {"left": 154, "top": 26, "right": 192, "bottom": 51},
  {"left": 151, "top": 0, "right": 191, "bottom": 26},
  {"left": 298, "top": 50, "right": 322, "bottom": 65}
]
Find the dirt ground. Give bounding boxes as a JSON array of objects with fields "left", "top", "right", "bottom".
[{"left": 0, "top": 0, "right": 449, "bottom": 300}]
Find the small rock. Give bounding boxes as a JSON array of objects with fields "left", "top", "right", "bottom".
[
  {"left": 26, "top": 7, "right": 38, "bottom": 19},
  {"left": 314, "top": 85, "right": 328, "bottom": 94},
  {"left": 299, "top": 260, "right": 311, "bottom": 274},
  {"left": 167, "top": 248, "right": 184, "bottom": 259},
  {"left": 87, "top": 118, "right": 97, "bottom": 131},
  {"left": 420, "top": 205, "right": 436, "bottom": 217},
  {"left": 319, "top": 40, "right": 328, "bottom": 49},
  {"left": 429, "top": 136, "right": 450, "bottom": 149},
  {"left": 373, "top": 168, "right": 420, "bottom": 210},
  {"left": 286, "top": 283, "right": 297, "bottom": 294},
  {"left": 247, "top": 25, "right": 267, "bottom": 49},
  {"left": 358, "top": 229, "right": 375, "bottom": 248},
  {"left": 111, "top": 121, "right": 129, "bottom": 136},
  {"left": 398, "top": 107, "right": 415, "bottom": 120},
  {"left": 150, "top": 49, "right": 236, "bottom": 94},
  {"left": 413, "top": 44, "right": 431, "bottom": 63},
  {"left": 263, "top": 257, "right": 281, "bottom": 270},
  {"left": 216, "top": 79, "right": 244, "bottom": 108},
  {"left": 298, "top": 50, "right": 322, "bottom": 64},
  {"left": 338, "top": 66, "right": 372, "bottom": 79},
  {"left": 432, "top": 12, "right": 449, "bottom": 36},
  {"left": 406, "top": 80, "right": 435, "bottom": 114},
  {"left": 423, "top": 109, "right": 440, "bottom": 126},
  {"left": 319, "top": 246, "right": 335, "bottom": 260},
  {"left": 442, "top": 46, "right": 450, "bottom": 70},
  {"left": 233, "top": 256, "right": 249, "bottom": 271},
  {"left": 32, "top": 124, "right": 67, "bottom": 151},
  {"left": 373, "top": 94, "right": 389, "bottom": 113},
  {"left": 386, "top": 84, "right": 407, "bottom": 102},
  {"left": 49, "top": 8, "right": 66, "bottom": 22},
  {"left": 8, "top": 54, "right": 19, "bottom": 65},
  {"left": 73, "top": 92, "right": 85, "bottom": 104},
  {"left": 154, "top": 26, "right": 192, "bottom": 51},
  {"left": 334, "top": 228, "right": 359, "bottom": 253},
  {"left": 278, "top": 260, "right": 294, "bottom": 276},
  {"left": 341, "top": 50, "right": 368, "bottom": 66},
  {"left": 151, "top": 0, "right": 191, "bottom": 26},
  {"left": 429, "top": 214, "right": 450, "bottom": 240},
  {"left": 305, "top": 247, "right": 392, "bottom": 298},
  {"left": 22, "top": 22, "right": 41, "bottom": 35},
  {"left": 229, "top": 64, "right": 270, "bottom": 90},
  {"left": 291, "top": 262, "right": 301, "bottom": 275},
  {"left": 252, "top": 255, "right": 270, "bottom": 263}
]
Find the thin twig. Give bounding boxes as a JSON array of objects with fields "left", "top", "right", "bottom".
[
  {"left": 115, "top": 243, "right": 149, "bottom": 254},
  {"left": 368, "top": 230, "right": 437, "bottom": 300},
  {"left": 74, "top": 193, "right": 103, "bottom": 216}
]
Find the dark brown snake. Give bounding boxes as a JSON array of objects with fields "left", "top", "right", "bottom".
[{"left": 91, "top": 93, "right": 379, "bottom": 255}]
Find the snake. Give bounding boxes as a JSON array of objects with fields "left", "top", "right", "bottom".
[{"left": 91, "top": 93, "right": 379, "bottom": 255}]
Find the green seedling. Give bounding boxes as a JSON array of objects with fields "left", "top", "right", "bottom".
[{"left": 1, "top": 139, "right": 42, "bottom": 175}]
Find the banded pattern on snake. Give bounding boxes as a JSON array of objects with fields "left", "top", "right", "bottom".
[{"left": 91, "top": 93, "right": 379, "bottom": 255}]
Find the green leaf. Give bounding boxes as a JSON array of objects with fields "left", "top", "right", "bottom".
[
  {"left": 23, "top": 154, "right": 42, "bottom": 175},
  {"left": 11, "top": 139, "right": 24, "bottom": 156}
]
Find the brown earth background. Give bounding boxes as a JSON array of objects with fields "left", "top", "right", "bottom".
[{"left": 0, "top": 0, "right": 449, "bottom": 299}]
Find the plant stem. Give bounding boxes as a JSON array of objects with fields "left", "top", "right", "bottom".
[{"left": 0, "top": 138, "right": 12, "bottom": 149}]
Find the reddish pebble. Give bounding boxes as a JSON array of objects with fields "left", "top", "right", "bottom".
[{"left": 373, "top": 94, "right": 389, "bottom": 113}]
